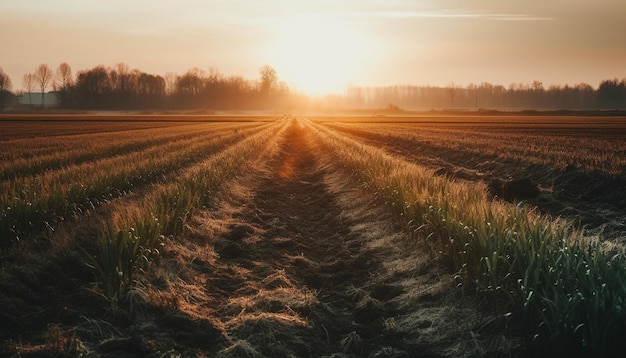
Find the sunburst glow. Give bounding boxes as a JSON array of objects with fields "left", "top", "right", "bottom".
[{"left": 268, "top": 14, "right": 369, "bottom": 96}]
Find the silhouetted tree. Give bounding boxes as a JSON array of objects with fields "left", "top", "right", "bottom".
[
  {"left": 22, "top": 73, "right": 35, "bottom": 107},
  {"left": 467, "top": 83, "right": 478, "bottom": 110},
  {"left": 75, "top": 66, "right": 112, "bottom": 108},
  {"left": 447, "top": 82, "right": 456, "bottom": 109},
  {"left": 597, "top": 79, "right": 625, "bottom": 109},
  {"left": 109, "top": 62, "right": 133, "bottom": 108},
  {"left": 56, "top": 61, "right": 626, "bottom": 112},
  {"left": 259, "top": 65, "right": 278, "bottom": 95},
  {"left": 136, "top": 72, "right": 165, "bottom": 108},
  {"left": 111, "top": 63, "right": 130, "bottom": 92},
  {"left": 530, "top": 80, "right": 544, "bottom": 107},
  {"left": 574, "top": 83, "right": 595, "bottom": 109},
  {"left": 174, "top": 68, "right": 205, "bottom": 108},
  {"left": 71, "top": 65, "right": 177, "bottom": 109},
  {"left": 55, "top": 62, "right": 73, "bottom": 107},
  {"left": 202, "top": 67, "right": 224, "bottom": 107},
  {"left": 222, "top": 75, "right": 254, "bottom": 109},
  {"left": 339, "top": 80, "right": 616, "bottom": 110},
  {"left": 0, "top": 67, "right": 12, "bottom": 110},
  {"left": 34, "top": 64, "right": 53, "bottom": 108},
  {"left": 164, "top": 72, "right": 177, "bottom": 96}
]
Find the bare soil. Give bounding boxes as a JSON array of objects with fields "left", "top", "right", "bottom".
[{"left": 1, "top": 120, "right": 522, "bottom": 357}]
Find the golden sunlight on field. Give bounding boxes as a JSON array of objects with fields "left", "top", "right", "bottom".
[
  {"left": 2, "top": 115, "right": 626, "bottom": 357},
  {"left": 277, "top": 155, "right": 296, "bottom": 179},
  {"left": 267, "top": 14, "right": 370, "bottom": 95}
]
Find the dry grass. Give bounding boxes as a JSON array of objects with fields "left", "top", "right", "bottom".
[
  {"left": 2, "top": 115, "right": 623, "bottom": 356},
  {"left": 325, "top": 117, "right": 626, "bottom": 175},
  {"left": 309, "top": 117, "right": 626, "bottom": 356},
  {"left": 0, "top": 120, "right": 272, "bottom": 253}
]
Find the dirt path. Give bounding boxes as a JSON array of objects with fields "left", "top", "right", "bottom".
[
  {"left": 197, "top": 120, "right": 410, "bottom": 356},
  {"left": 165, "top": 119, "right": 511, "bottom": 357}
]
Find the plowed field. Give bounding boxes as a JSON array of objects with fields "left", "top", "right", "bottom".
[{"left": 1, "top": 114, "right": 625, "bottom": 357}]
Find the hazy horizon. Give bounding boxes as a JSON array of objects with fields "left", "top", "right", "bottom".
[{"left": 2, "top": 1, "right": 625, "bottom": 95}]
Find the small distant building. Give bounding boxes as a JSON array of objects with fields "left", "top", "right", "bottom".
[{"left": 18, "top": 92, "right": 59, "bottom": 108}]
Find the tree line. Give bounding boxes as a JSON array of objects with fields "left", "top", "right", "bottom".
[
  {"left": 0, "top": 63, "right": 304, "bottom": 111},
  {"left": 1, "top": 63, "right": 625, "bottom": 111},
  {"left": 345, "top": 80, "right": 626, "bottom": 110}
]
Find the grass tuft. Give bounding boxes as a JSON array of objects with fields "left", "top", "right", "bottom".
[{"left": 309, "top": 118, "right": 626, "bottom": 356}]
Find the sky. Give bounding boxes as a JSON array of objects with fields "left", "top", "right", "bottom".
[{"left": 1, "top": 0, "right": 625, "bottom": 95}]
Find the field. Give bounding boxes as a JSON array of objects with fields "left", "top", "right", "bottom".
[{"left": 1, "top": 114, "right": 625, "bottom": 357}]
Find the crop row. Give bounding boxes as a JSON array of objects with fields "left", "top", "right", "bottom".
[
  {"left": 0, "top": 114, "right": 275, "bottom": 138},
  {"left": 0, "top": 119, "right": 182, "bottom": 140},
  {"left": 0, "top": 121, "right": 253, "bottom": 160},
  {"left": 0, "top": 122, "right": 260, "bottom": 181},
  {"left": 0, "top": 122, "right": 271, "bottom": 253},
  {"left": 308, "top": 119, "right": 626, "bottom": 356},
  {"left": 87, "top": 119, "right": 287, "bottom": 300},
  {"left": 326, "top": 120, "right": 626, "bottom": 176}
]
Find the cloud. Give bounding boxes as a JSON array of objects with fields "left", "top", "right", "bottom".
[{"left": 366, "top": 9, "right": 553, "bottom": 21}]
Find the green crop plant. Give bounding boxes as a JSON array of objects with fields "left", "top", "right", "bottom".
[
  {"left": 85, "top": 223, "right": 147, "bottom": 301},
  {"left": 0, "top": 122, "right": 262, "bottom": 182},
  {"left": 309, "top": 118, "right": 626, "bottom": 356},
  {"left": 87, "top": 215, "right": 163, "bottom": 302},
  {"left": 113, "top": 120, "right": 285, "bottom": 240},
  {"left": 0, "top": 122, "right": 268, "bottom": 250},
  {"left": 327, "top": 120, "right": 626, "bottom": 176},
  {"left": 88, "top": 120, "right": 287, "bottom": 301}
]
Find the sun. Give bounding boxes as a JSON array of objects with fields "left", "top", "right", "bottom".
[{"left": 268, "top": 14, "right": 369, "bottom": 96}]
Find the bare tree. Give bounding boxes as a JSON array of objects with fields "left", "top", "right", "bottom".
[
  {"left": 112, "top": 62, "right": 130, "bottom": 93},
  {"left": 0, "top": 67, "right": 11, "bottom": 92},
  {"left": 173, "top": 68, "right": 205, "bottom": 108},
  {"left": 34, "top": 64, "right": 53, "bottom": 108},
  {"left": 259, "top": 65, "right": 277, "bottom": 94},
  {"left": 467, "top": 83, "right": 478, "bottom": 110},
  {"left": 206, "top": 66, "right": 222, "bottom": 83},
  {"left": 75, "top": 65, "right": 111, "bottom": 108},
  {"left": 55, "top": 62, "right": 73, "bottom": 107},
  {"left": 55, "top": 62, "right": 73, "bottom": 90},
  {"left": 0, "top": 67, "right": 12, "bottom": 110},
  {"left": 175, "top": 68, "right": 205, "bottom": 96},
  {"left": 164, "top": 72, "right": 177, "bottom": 96},
  {"left": 22, "top": 73, "right": 36, "bottom": 107},
  {"left": 447, "top": 82, "right": 456, "bottom": 109}
]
